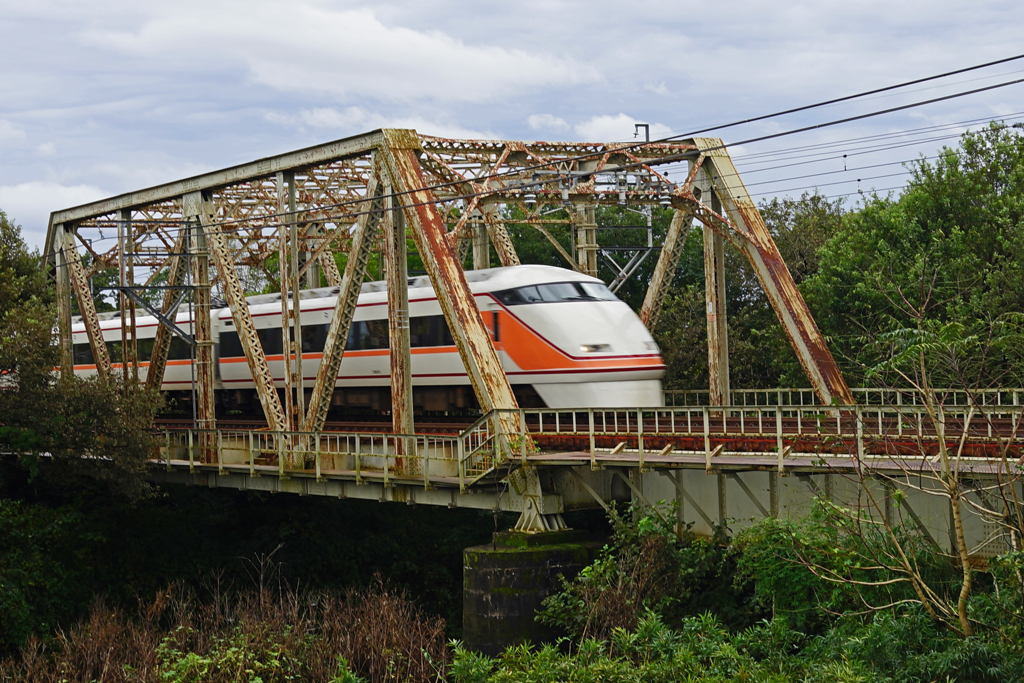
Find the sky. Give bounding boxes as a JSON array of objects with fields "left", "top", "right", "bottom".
[{"left": 2, "top": 0, "right": 1023, "bottom": 251}]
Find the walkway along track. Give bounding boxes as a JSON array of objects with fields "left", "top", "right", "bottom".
[{"left": 153, "top": 403, "right": 1023, "bottom": 489}]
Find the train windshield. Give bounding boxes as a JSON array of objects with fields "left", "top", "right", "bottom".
[{"left": 495, "top": 281, "right": 618, "bottom": 306}]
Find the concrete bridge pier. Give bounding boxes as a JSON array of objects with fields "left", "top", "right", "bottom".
[{"left": 462, "top": 530, "right": 604, "bottom": 656}]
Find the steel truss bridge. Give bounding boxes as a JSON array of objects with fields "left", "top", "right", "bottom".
[{"left": 42, "top": 130, "right": 1022, "bottom": 554}]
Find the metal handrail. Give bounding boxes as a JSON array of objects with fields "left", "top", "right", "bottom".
[{"left": 663, "top": 387, "right": 1024, "bottom": 407}]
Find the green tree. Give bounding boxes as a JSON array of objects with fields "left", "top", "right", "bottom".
[
  {"left": 805, "top": 122, "right": 1024, "bottom": 386},
  {"left": 0, "top": 211, "right": 160, "bottom": 497}
]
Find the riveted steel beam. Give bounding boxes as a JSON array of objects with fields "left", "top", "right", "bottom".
[
  {"left": 191, "top": 192, "right": 288, "bottom": 433},
  {"left": 183, "top": 199, "right": 217, "bottom": 450},
  {"left": 704, "top": 188, "right": 730, "bottom": 406},
  {"left": 576, "top": 204, "right": 599, "bottom": 277},
  {"left": 303, "top": 162, "right": 383, "bottom": 433},
  {"left": 385, "top": 181, "right": 416, "bottom": 472},
  {"left": 145, "top": 229, "right": 188, "bottom": 391},
  {"left": 54, "top": 225, "right": 73, "bottom": 379},
  {"left": 379, "top": 130, "right": 521, "bottom": 431},
  {"left": 277, "top": 172, "right": 296, "bottom": 430},
  {"left": 471, "top": 217, "right": 489, "bottom": 269},
  {"left": 683, "top": 138, "right": 853, "bottom": 405},
  {"left": 480, "top": 201, "right": 520, "bottom": 267},
  {"left": 63, "top": 226, "right": 111, "bottom": 381},
  {"left": 639, "top": 208, "right": 693, "bottom": 329}
]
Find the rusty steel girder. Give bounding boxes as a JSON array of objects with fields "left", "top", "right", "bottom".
[
  {"left": 44, "top": 126, "right": 853, "bottom": 432},
  {"left": 384, "top": 182, "right": 417, "bottom": 472},
  {"left": 194, "top": 196, "right": 289, "bottom": 433},
  {"left": 379, "top": 130, "right": 521, "bottom": 426},
  {"left": 303, "top": 165, "right": 384, "bottom": 434},
  {"left": 675, "top": 139, "right": 854, "bottom": 406},
  {"left": 62, "top": 226, "right": 112, "bottom": 381},
  {"left": 639, "top": 208, "right": 693, "bottom": 329},
  {"left": 145, "top": 229, "right": 188, "bottom": 392}
]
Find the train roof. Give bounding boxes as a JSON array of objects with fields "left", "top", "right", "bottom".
[{"left": 71, "top": 265, "right": 601, "bottom": 326}]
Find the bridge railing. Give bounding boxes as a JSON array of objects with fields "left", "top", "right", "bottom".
[
  {"left": 154, "top": 421, "right": 502, "bottom": 491},
  {"left": 488, "top": 404, "right": 1024, "bottom": 470},
  {"left": 663, "top": 387, "right": 1024, "bottom": 408}
]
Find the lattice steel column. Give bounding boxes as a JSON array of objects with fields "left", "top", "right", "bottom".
[
  {"left": 471, "top": 216, "right": 489, "bottom": 270},
  {"left": 185, "top": 208, "right": 217, "bottom": 451},
  {"left": 146, "top": 229, "right": 188, "bottom": 391},
  {"left": 304, "top": 165, "right": 384, "bottom": 433},
  {"left": 53, "top": 224, "right": 74, "bottom": 379},
  {"left": 63, "top": 226, "right": 111, "bottom": 381},
  {"left": 385, "top": 180, "right": 416, "bottom": 472},
  {"left": 639, "top": 208, "right": 693, "bottom": 328},
  {"left": 576, "top": 204, "right": 598, "bottom": 277},
  {"left": 703, "top": 189, "right": 730, "bottom": 406},
  {"left": 192, "top": 192, "right": 288, "bottom": 432}
]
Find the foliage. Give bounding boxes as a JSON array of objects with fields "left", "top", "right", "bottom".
[
  {"left": 0, "top": 577, "right": 445, "bottom": 683},
  {"left": 0, "top": 211, "right": 161, "bottom": 499},
  {"left": 537, "top": 502, "right": 752, "bottom": 640},
  {"left": 804, "top": 122, "right": 1024, "bottom": 386}
]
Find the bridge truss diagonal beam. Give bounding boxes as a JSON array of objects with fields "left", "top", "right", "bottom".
[{"left": 380, "top": 130, "right": 522, "bottom": 432}]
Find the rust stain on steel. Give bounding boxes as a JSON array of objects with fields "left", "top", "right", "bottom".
[
  {"left": 197, "top": 201, "right": 289, "bottom": 433},
  {"left": 481, "top": 201, "right": 520, "bottom": 267},
  {"left": 686, "top": 143, "right": 853, "bottom": 405},
  {"left": 63, "top": 227, "right": 111, "bottom": 382},
  {"left": 303, "top": 165, "right": 383, "bottom": 433},
  {"left": 190, "top": 222, "right": 217, "bottom": 461},
  {"left": 385, "top": 185, "right": 417, "bottom": 474},
  {"left": 54, "top": 227, "right": 74, "bottom": 379},
  {"left": 639, "top": 208, "right": 693, "bottom": 328},
  {"left": 381, "top": 130, "right": 522, "bottom": 434},
  {"left": 703, "top": 220, "right": 730, "bottom": 406},
  {"left": 146, "top": 229, "right": 188, "bottom": 391}
]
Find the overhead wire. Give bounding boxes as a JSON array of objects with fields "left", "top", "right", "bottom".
[{"left": 58, "top": 59, "right": 1024, "bottom": 259}]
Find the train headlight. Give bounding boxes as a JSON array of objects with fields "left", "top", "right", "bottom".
[
  {"left": 579, "top": 343, "right": 611, "bottom": 353},
  {"left": 643, "top": 341, "right": 659, "bottom": 352}
]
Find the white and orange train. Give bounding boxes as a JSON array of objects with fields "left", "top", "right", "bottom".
[{"left": 70, "top": 265, "right": 665, "bottom": 415}]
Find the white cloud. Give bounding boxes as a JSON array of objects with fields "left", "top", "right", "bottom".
[
  {"left": 644, "top": 82, "right": 671, "bottom": 97},
  {"left": 265, "top": 107, "right": 496, "bottom": 140},
  {"left": 527, "top": 114, "right": 570, "bottom": 132},
  {"left": 82, "top": 3, "right": 603, "bottom": 104},
  {"left": 36, "top": 142, "right": 57, "bottom": 157},
  {"left": 0, "top": 120, "right": 27, "bottom": 143},
  {"left": 573, "top": 114, "right": 673, "bottom": 143},
  {"left": 0, "top": 181, "right": 107, "bottom": 250}
]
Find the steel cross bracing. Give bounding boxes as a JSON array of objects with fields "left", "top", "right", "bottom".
[{"left": 44, "top": 128, "right": 855, "bottom": 438}]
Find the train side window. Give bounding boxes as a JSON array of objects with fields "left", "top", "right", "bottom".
[
  {"left": 256, "top": 328, "right": 283, "bottom": 355},
  {"left": 346, "top": 320, "right": 388, "bottom": 350},
  {"left": 492, "top": 311, "right": 500, "bottom": 342},
  {"left": 135, "top": 338, "right": 154, "bottom": 362},
  {"left": 168, "top": 336, "right": 192, "bottom": 360},
  {"left": 73, "top": 342, "right": 93, "bottom": 365},
  {"left": 106, "top": 340, "right": 123, "bottom": 363},
  {"left": 301, "top": 323, "right": 329, "bottom": 353},
  {"left": 437, "top": 315, "right": 454, "bottom": 346},
  {"left": 220, "top": 331, "right": 244, "bottom": 357}
]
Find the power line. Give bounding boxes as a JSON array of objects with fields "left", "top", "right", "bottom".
[{"left": 61, "top": 63, "right": 1024, "bottom": 255}]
